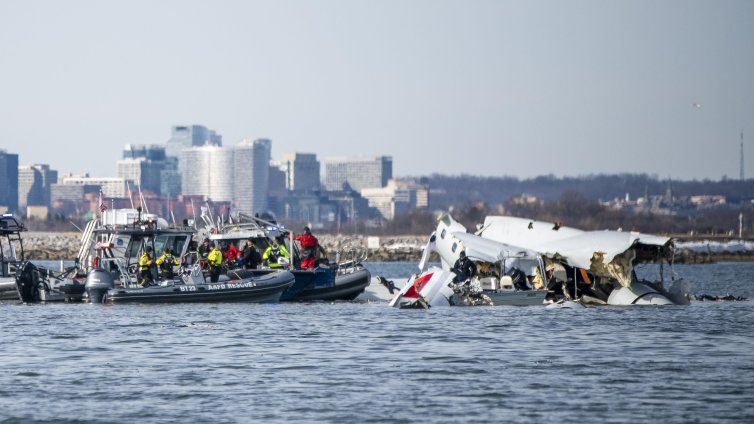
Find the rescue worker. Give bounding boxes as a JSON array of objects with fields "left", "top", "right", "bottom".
[
  {"left": 294, "top": 226, "right": 327, "bottom": 270},
  {"left": 207, "top": 242, "right": 224, "bottom": 283},
  {"left": 224, "top": 242, "right": 241, "bottom": 269},
  {"left": 155, "top": 247, "right": 176, "bottom": 280},
  {"left": 139, "top": 246, "right": 155, "bottom": 287},
  {"left": 242, "top": 238, "right": 262, "bottom": 270},
  {"left": 198, "top": 238, "right": 211, "bottom": 262},
  {"left": 452, "top": 251, "right": 477, "bottom": 284},
  {"left": 263, "top": 240, "right": 290, "bottom": 269}
]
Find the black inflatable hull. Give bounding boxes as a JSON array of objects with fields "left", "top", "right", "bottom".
[{"left": 105, "top": 271, "right": 295, "bottom": 304}]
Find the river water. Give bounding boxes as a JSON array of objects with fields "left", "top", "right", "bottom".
[{"left": 1, "top": 262, "right": 752, "bottom": 423}]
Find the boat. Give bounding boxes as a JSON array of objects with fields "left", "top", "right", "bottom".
[
  {"left": 477, "top": 215, "right": 691, "bottom": 306},
  {"left": 14, "top": 207, "right": 296, "bottom": 304},
  {"left": 388, "top": 213, "right": 549, "bottom": 308},
  {"left": 202, "top": 211, "right": 371, "bottom": 302},
  {"left": 0, "top": 214, "right": 26, "bottom": 300},
  {"left": 84, "top": 266, "right": 294, "bottom": 304}
]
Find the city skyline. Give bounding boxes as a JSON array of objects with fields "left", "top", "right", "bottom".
[{"left": 1, "top": 1, "right": 753, "bottom": 180}]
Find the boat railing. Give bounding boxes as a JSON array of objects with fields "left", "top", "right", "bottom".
[
  {"left": 335, "top": 244, "right": 368, "bottom": 275},
  {"left": 98, "top": 256, "right": 141, "bottom": 288}
]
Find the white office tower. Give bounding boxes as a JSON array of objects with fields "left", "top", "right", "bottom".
[
  {"left": 165, "top": 125, "right": 222, "bottom": 158},
  {"left": 180, "top": 145, "right": 234, "bottom": 202},
  {"left": 324, "top": 156, "right": 392, "bottom": 191},
  {"left": 234, "top": 138, "right": 271, "bottom": 215}
]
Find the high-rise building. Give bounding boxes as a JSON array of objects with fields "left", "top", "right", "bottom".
[
  {"left": 0, "top": 150, "right": 19, "bottom": 213},
  {"left": 18, "top": 164, "right": 58, "bottom": 209},
  {"left": 323, "top": 156, "right": 392, "bottom": 191},
  {"left": 180, "top": 145, "right": 234, "bottom": 202},
  {"left": 234, "top": 138, "right": 271, "bottom": 215},
  {"left": 165, "top": 125, "right": 222, "bottom": 158},
  {"left": 123, "top": 144, "right": 167, "bottom": 161},
  {"left": 117, "top": 145, "right": 167, "bottom": 195},
  {"left": 278, "top": 152, "right": 320, "bottom": 192},
  {"left": 180, "top": 139, "right": 271, "bottom": 214}
]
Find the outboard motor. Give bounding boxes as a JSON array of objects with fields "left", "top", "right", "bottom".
[
  {"left": 15, "top": 261, "right": 43, "bottom": 303},
  {"left": 85, "top": 268, "right": 115, "bottom": 304}
]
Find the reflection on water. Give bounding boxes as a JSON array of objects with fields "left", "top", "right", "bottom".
[{"left": 2, "top": 262, "right": 752, "bottom": 423}]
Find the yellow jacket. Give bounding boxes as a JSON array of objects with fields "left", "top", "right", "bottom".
[
  {"left": 156, "top": 252, "right": 176, "bottom": 270},
  {"left": 139, "top": 252, "right": 153, "bottom": 271},
  {"left": 263, "top": 244, "right": 290, "bottom": 268},
  {"left": 207, "top": 247, "right": 223, "bottom": 267}
]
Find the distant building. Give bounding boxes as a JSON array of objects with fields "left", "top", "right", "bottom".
[
  {"left": 0, "top": 150, "right": 19, "bottom": 213},
  {"left": 59, "top": 175, "right": 127, "bottom": 198},
  {"left": 122, "top": 144, "right": 167, "bottom": 161},
  {"left": 165, "top": 125, "right": 222, "bottom": 158},
  {"left": 268, "top": 165, "right": 287, "bottom": 197},
  {"left": 234, "top": 138, "right": 271, "bottom": 215},
  {"left": 361, "top": 179, "right": 420, "bottom": 220},
  {"left": 276, "top": 152, "right": 320, "bottom": 192},
  {"left": 323, "top": 156, "right": 392, "bottom": 191},
  {"left": 51, "top": 183, "right": 100, "bottom": 202},
  {"left": 117, "top": 158, "right": 164, "bottom": 195},
  {"left": 180, "top": 139, "right": 270, "bottom": 214},
  {"left": 165, "top": 125, "right": 222, "bottom": 195},
  {"left": 18, "top": 163, "right": 58, "bottom": 210},
  {"left": 180, "top": 145, "right": 234, "bottom": 202}
]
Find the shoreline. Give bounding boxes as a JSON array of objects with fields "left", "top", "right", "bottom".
[{"left": 17, "top": 231, "right": 754, "bottom": 263}]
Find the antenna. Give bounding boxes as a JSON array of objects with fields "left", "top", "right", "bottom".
[
  {"left": 126, "top": 181, "right": 135, "bottom": 209},
  {"left": 741, "top": 131, "right": 745, "bottom": 181}
]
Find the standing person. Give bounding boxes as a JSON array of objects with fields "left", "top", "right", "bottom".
[
  {"left": 263, "top": 240, "right": 290, "bottom": 268},
  {"left": 155, "top": 247, "right": 176, "bottom": 280},
  {"left": 139, "top": 246, "right": 155, "bottom": 287},
  {"left": 242, "top": 239, "right": 261, "bottom": 270},
  {"left": 207, "top": 242, "right": 224, "bottom": 282},
  {"left": 294, "top": 226, "right": 327, "bottom": 269},
  {"left": 452, "top": 251, "right": 477, "bottom": 284},
  {"left": 198, "top": 238, "right": 211, "bottom": 269}
]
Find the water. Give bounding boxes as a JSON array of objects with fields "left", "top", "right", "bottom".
[{"left": 1, "top": 262, "right": 753, "bottom": 423}]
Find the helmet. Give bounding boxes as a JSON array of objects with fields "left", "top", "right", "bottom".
[{"left": 145, "top": 246, "right": 153, "bottom": 252}]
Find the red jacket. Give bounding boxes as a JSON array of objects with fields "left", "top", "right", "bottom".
[
  {"left": 225, "top": 244, "right": 241, "bottom": 260},
  {"left": 295, "top": 234, "right": 319, "bottom": 249}
]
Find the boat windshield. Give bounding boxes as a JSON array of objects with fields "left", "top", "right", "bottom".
[
  {"left": 153, "top": 234, "right": 189, "bottom": 256},
  {"left": 124, "top": 234, "right": 190, "bottom": 258}
]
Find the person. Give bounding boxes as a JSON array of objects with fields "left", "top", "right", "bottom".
[
  {"left": 242, "top": 239, "right": 262, "bottom": 270},
  {"left": 155, "top": 247, "right": 176, "bottom": 280},
  {"left": 452, "top": 251, "right": 477, "bottom": 284},
  {"left": 263, "top": 240, "right": 290, "bottom": 269},
  {"left": 198, "top": 238, "right": 211, "bottom": 260},
  {"left": 138, "top": 246, "right": 154, "bottom": 287},
  {"left": 224, "top": 242, "right": 241, "bottom": 269},
  {"left": 207, "top": 242, "right": 223, "bottom": 282},
  {"left": 294, "top": 226, "right": 327, "bottom": 269}
]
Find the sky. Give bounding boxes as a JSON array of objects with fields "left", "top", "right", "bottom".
[{"left": 1, "top": 0, "right": 753, "bottom": 181}]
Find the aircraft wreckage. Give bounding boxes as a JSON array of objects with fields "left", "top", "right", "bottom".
[{"left": 388, "top": 213, "right": 692, "bottom": 308}]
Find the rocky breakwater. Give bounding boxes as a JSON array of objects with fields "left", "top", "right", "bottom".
[
  {"left": 22, "top": 232, "right": 81, "bottom": 260},
  {"left": 317, "top": 234, "right": 427, "bottom": 262}
]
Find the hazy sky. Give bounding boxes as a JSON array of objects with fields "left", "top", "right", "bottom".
[{"left": 1, "top": 0, "right": 752, "bottom": 180}]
